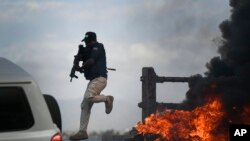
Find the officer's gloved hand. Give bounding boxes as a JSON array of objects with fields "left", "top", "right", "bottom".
[
  {"left": 73, "top": 65, "right": 81, "bottom": 71},
  {"left": 79, "top": 65, "right": 85, "bottom": 73}
]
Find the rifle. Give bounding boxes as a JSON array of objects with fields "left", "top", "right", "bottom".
[{"left": 69, "top": 44, "right": 85, "bottom": 82}]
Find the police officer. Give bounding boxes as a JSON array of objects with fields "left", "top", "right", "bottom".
[{"left": 70, "top": 32, "right": 114, "bottom": 140}]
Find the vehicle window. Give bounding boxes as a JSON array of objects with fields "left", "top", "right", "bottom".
[{"left": 0, "top": 87, "right": 34, "bottom": 132}]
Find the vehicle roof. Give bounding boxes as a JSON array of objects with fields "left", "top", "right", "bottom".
[{"left": 0, "top": 57, "right": 34, "bottom": 83}]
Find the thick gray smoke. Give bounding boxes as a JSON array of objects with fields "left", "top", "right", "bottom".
[{"left": 181, "top": 0, "right": 250, "bottom": 123}]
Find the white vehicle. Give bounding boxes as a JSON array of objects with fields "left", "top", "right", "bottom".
[{"left": 0, "top": 57, "right": 62, "bottom": 141}]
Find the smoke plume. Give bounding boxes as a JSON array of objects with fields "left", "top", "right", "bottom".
[{"left": 181, "top": 0, "right": 250, "bottom": 123}]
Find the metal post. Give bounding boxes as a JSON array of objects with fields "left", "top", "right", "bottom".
[{"left": 138, "top": 67, "right": 157, "bottom": 122}]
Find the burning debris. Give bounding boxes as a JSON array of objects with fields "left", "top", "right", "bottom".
[
  {"left": 136, "top": 96, "right": 227, "bottom": 141},
  {"left": 135, "top": 0, "right": 250, "bottom": 140}
]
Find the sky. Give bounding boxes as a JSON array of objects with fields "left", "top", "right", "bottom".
[{"left": 0, "top": 0, "right": 231, "bottom": 133}]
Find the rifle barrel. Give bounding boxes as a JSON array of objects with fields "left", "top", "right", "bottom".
[{"left": 107, "top": 68, "right": 116, "bottom": 71}]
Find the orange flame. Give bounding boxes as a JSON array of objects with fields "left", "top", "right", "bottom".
[{"left": 136, "top": 97, "right": 227, "bottom": 141}]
